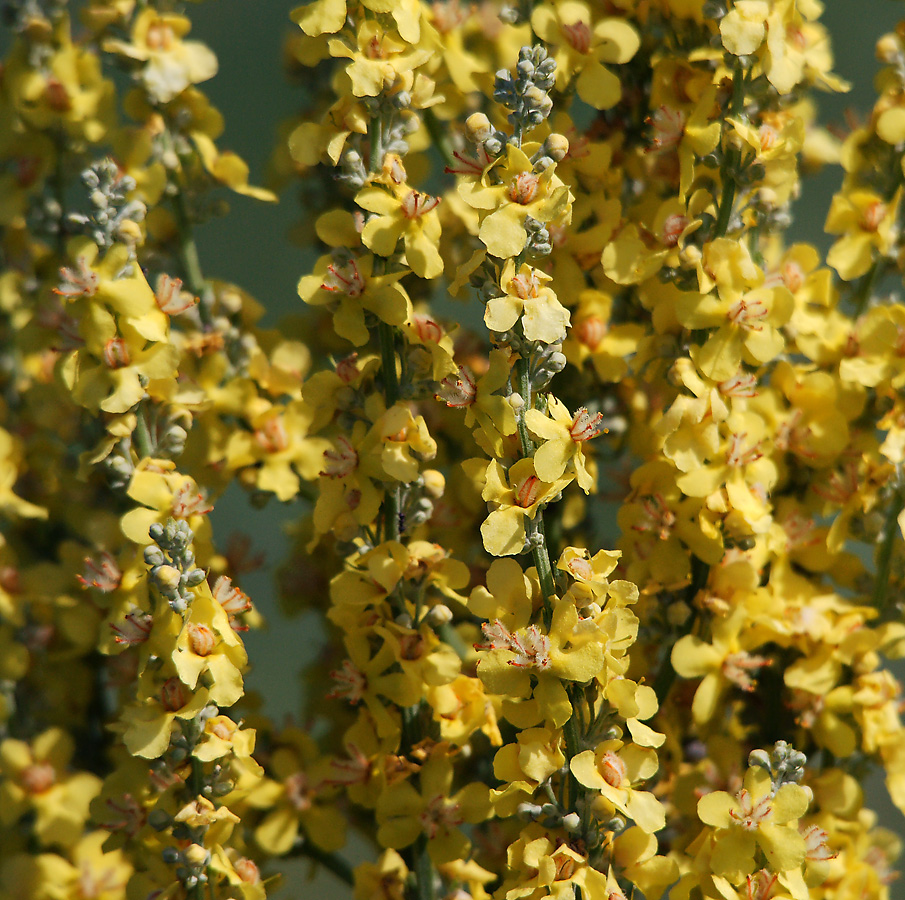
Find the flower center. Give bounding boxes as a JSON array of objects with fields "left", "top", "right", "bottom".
[
  {"left": 661, "top": 213, "right": 689, "bottom": 247},
  {"left": 254, "top": 416, "right": 289, "bottom": 454},
  {"left": 780, "top": 260, "right": 805, "bottom": 293},
  {"left": 146, "top": 22, "right": 175, "bottom": 51},
  {"left": 719, "top": 372, "right": 758, "bottom": 398},
  {"left": 599, "top": 750, "right": 627, "bottom": 788},
  {"left": 78, "top": 552, "right": 122, "bottom": 592},
  {"left": 188, "top": 623, "right": 215, "bottom": 657},
  {"left": 562, "top": 20, "right": 592, "bottom": 54},
  {"left": 335, "top": 353, "right": 360, "bottom": 383},
  {"left": 328, "top": 659, "right": 367, "bottom": 704},
  {"left": 508, "top": 172, "right": 540, "bottom": 205},
  {"left": 569, "top": 407, "right": 605, "bottom": 442},
  {"left": 411, "top": 314, "right": 442, "bottom": 342},
  {"left": 285, "top": 772, "right": 313, "bottom": 812},
  {"left": 103, "top": 338, "right": 131, "bottom": 369},
  {"left": 727, "top": 297, "right": 768, "bottom": 331},
  {"left": 729, "top": 787, "right": 773, "bottom": 829},
  {"left": 513, "top": 473, "right": 541, "bottom": 508},
  {"left": 862, "top": 200, "right": 887, "bottom": 233},
  {"left": 322, "top": 437, "right": 359, "bottom": 478},
  {"left": 436, "top": 367, "right": 477, "bottom": 407},
  {"left": 419, "top": 794, "right": 463, "bottom": 838},
  {"left": 567, "top": 557, "right": 594, "bottom": 580},
  {"left": 160, "top": 677, "right": 188, "bottom": 712},
  {"left": 647, "top": 106, "right": 686, "bottom": 153},
  {"left": 577, "top": 316, "right": 607, "bottom": 349},
  {"left": 171, "top": 482, "right": 214, "bottom": 517},
  {"left": 20, "top": 762, "right": 56, "bottom": 794},
  {"left": 322, "top": 260, "right": 365, "bottom": 298},
  {"left": 400, "top": 190, "right": 441, "bottom": 219},
  {"left": 722, "top": 652, "right": 770, "bottom": 691},
  {"left": 758, "top": 124, "right": 778, "bottom": 153},
  {"left": 726, "top": 432, "right": 763, "bottom": 467}
]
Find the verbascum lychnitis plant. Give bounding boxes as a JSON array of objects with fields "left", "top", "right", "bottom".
[{"left": 2, "top": 2, "right": 905, "bottom": 900}]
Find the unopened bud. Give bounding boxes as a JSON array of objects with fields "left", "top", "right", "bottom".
[
  {"left": 877, "top": 34, "right": 901, "bottom": 63},
  {"left": 184, "top": 844, "right": 210, "bottom": 868},
  {"left": 466, "top": 113, "right": 493, "bottom": 142},
  {"left": 562, "top": 812, "right": 581, "bottom": 832},
  {"left": 421, "top": 469, "right": 446, "bottom": 499},
  {"left": 426, "top": 604, "right": 453, "bottom": 627},
  {"left": 544, "top": 133, "right": 570, "bottom": 161},
  {"left": 153, "top": 565, "right": 181, "bottom": 592}
]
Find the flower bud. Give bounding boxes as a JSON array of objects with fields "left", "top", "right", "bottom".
[
  {"left": 421, "top": 469, "right": 446, "bottom": 498},
  {"left": 466, "top": 113, "right": 493, "bottom": 142},
  {"left": 544, "top": 133, "right": 570, "bottom": 161},
  {"left": 153, "top": 564, "right": 182, "bottom": 592},
  {"left": 426, "top": 604, "right": 453, "bottom": 627},
  {"left": 184, "top": 844, "right": 210, "bottom": 868}
]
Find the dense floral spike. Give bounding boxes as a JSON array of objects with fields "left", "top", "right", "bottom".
[{"left": 3, "top": 2, "right": 905, "bottom": 900}]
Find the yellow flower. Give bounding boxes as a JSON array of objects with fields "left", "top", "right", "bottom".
[
  {"left": 696, "top": 765, "right": 811, "bottom": 881},
  {"left": 294, "top": 0, "right": 423, "bottom": 44},
  {"left": 329, "top": 20, "right": 432, "bottom": 99},
  {"left": 376, "top": 747, "right": 490, "bottom": 864},
  {"left": 563, "top": 289, "right": 644, "bottom": 383},
  {"left": 63, "top": 306, "right": 178, "bottom": 414},
  {"left": 357, "top": 156, "right": 443, "bottom": 279},
  {"left": 676, "top": 239, "right": 794, "bottom": 382},
  {"left": 475, "top": 458, "right": 571, "bottom": 557},
  {"left": 499, "top": 828, "right": 611, "bottom": 900},
  {"left": 530, "top": 2, "right": 639, "bottom": 110},
  {"left": 458, "top": 143, "right": 572, "bottom": 259},
  {"left": 5, "top": 19, "right": 114, "bottom": 142},
  {"left": 671, "top": 605, "right": 771, "bottom": 725},
  {"left": 525, "top": 396, "right": 604, "bottom": 492},
  {"left": 0, "top": 728, "right": 101, "bottom": 848},
  {"left": 171, "top": 582, "right": 247, "bottom": 707},
  {"left": 103, "top": 9, "right": 218, "bottom": 104},
  {"left": 435, "top": 349, "right": 518, "bottom": 457},
  {"left": 120, "top": 672, "right": 210, "bottom": 759},
  {"left": 353, "top": 850, "right": 409, "bottom": 900},
  {"left": 226, "top": 400, "right": 330, "bottom": 502},
  {"left": 571, "top": 742, "right": 666, "bottom": 834},
  {"left": 825, "top": 187, "right": 902, "bottom": 281},
  {"left": 298, "top": 253, "right": 411, "bottom": 346},
  {"left": 247, "top": 728, "right": 346, "bottom": 856},
  {"left": 475, "top": 597, "right": 605, "bottom": 727},
  {"left": 487, "top": 259, "right": 570, "bottom": 344}
]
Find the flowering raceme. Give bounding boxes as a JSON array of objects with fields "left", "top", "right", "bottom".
[{"left": 3, "top": 3, "right": 905, "bottom": 900}]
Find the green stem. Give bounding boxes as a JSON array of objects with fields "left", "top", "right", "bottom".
[
  {"left": 378, "top": 321, "right": 401, "bottom": 541},
  {"left": 379, "top": 320, "right": 400, "bottom": 407},
  {"left": 369, "top": 113, "right": 385, "bottom": 174},
  {"left": 515, "top": 356, "right": 534, "bottom": 456},
  {"left": 133, "top": 406, "right": 153, "bottom": 459},
  {"left": 711, "top": 65, "right": 746, "bottom": 240},
  {"left": 424, "top": 109, "right": 457, "bottom": 171},
  {"left": 190, "top": 755, "right": 204, "bottom": 798},
  {"left": 530, "top": 516, "right": 557, "bottom": 615},
  {"left": 712, "top": 146, "right": 739, "bottom": 239},
  {"left": 413, "top": 835, "right": 436, "bottom": 900},
  {"left": 171, "top": 184, "right": 211, "bottom": 327},
  {"left": 873, "top": 486, "right": 905, "bottom": 614},
  {"left": 854, "top": 259, "right": 884, "bottom": 316},
  {"left": 514, "top": 357, "right": 557, "bottom": 614},
  {"left": 653, "top": 556, "right": 709, "bottom": 705},
  {"left": 296, "top": 842, "right": 356, "bottom": 886}
]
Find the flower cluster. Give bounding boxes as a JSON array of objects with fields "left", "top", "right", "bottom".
[{"left": 3, "top": 2, "right": 905, "bottom": 900}]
